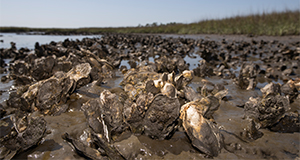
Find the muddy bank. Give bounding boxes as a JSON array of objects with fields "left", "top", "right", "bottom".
[{"left": 0, "top": 34, "right": 299, "bottom": 159}]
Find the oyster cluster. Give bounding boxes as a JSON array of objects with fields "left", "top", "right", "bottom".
[
  {"left": 72, "top": 67, "right": 226, "bottom": 158},
  {"left": 244, "top": 82, "right": 299, "bottom": 130},
  {"left": 0, "top": 34, "right": 299, "bottom": 159}
]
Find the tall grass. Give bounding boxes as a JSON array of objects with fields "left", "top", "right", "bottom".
[{"left": 0, "top": 10, "right": 299, "bottom": 36}]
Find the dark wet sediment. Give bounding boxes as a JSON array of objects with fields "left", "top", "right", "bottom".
[{"left": 0, "top": 34, "right": 299, "bottom": 159}]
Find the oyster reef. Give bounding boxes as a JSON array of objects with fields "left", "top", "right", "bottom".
[{"left": 0, "top": 34, "right": 299, "bottom": 159}]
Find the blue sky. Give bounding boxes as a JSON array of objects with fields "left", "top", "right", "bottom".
[{"left": 0, "top": 0, "right": 299, "bottom": 28}]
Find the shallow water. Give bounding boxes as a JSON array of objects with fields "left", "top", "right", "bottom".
[
  {"left": 0, "top": 59, "right": 14, "bottom": 103},
  {"left": 1, "top": 34, "right": 299, "bottom": 159},
  {"left": 0, "top": 33, "right": 101, "bottom": 49},
  {"left": 0, "top": 33, "right": 101, "bottom": 103}
]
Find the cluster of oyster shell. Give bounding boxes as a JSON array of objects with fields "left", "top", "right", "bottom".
[
  {"left": 1, "top": 34, "right": 299, "bottom": 159},
  {"left": 61, "top": 64, "right": 230, "bottom": 159}
]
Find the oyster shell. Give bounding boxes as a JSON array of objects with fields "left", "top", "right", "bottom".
[
  {"left": 36, "top": 78, "right": 63, "bottom": 111},
  {"left": 244, "top": 94, "right": 290, "bottom": 128},
  {"left": 161, "top": 82, "right": 176, "bottom": 98},
  {"left": 181, "top": 96, "right": 220, "bottom": 119},
  {"left": 143, "top": 94, "right": 180, "bottom": 140},
  {"left": 0, "top": 113, "right": 47, "bottom": 159},
  {"left": 180, "top": 104, "right": 223, "bottom": 157}
]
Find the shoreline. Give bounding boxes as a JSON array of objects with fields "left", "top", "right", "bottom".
[{"left": 1, "top": 32, "right": 299, "bottom": 43}]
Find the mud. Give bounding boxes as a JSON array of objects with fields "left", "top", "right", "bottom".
[{"left": 0, "top": 33, "right": 299, "bottom": 159}]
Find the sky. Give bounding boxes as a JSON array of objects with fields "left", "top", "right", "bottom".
[{"left": 0, "top": 0, "right": 299, "bottom": 28}]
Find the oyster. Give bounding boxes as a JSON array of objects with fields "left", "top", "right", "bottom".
[
  {"left": 269, "top": 111, "right": 300, "bottom": 133},
  {"left": 180, "top": 103, "right": 223, "bottom": 157},
  {"left": 174, "top": 70, "right": 194, "bottom": 90},
  {"left": 62, "top": 132, "right": 103, "bottom": 160},
  {"left": 66, "top": 63, "right": 92, "bottom": 89},
  {"left": 183, "top": 86, "right": 202, "bottom": 101},
  {"left": 181, "top": 96, "right": 220, "bottom": 119},
  {"left": 244, "top": 94, "right": 290, "bottom": 128},
  {"left": 36, "top": 78, "right": 63, "bottom": 111},
  {"left": 123, "top": 93, "right": 153, "bottom": 133},
  {"left": 235, "top": 63, "right": 258, "bottom": 90},
  {"left": 21, "top": 63, "right": 91, "bottom": 115},
  {"left": 120, "top": 68, "right": 160, "bottom": 86},
  {"left": 81, "top": 99, "right": 107, "bottom": 140},
  {"left": 31, "top": 55, "right": 56, "bottom": 81},
  {"left": 99, "top": 90, "right": 125, "bottom": 136},
  {"left": 143, "top": 94, "right": 180, "bottom": 140},
  {"left": 82, "top": 90, "right": 127, "bottom": 142},
  {"left": 161, "top": 82, "right": 176, "bottom": 98},
  {"left": 260, "top": 82, "right": 281, "bottom": 97},
  {"left": 281, "top": 79, "right": 299, "bottom": 102},
  {"left": 62, "top": 131, "right": 124, "bottom": 160},
  {"left": 0, "top": 113, "right": 47, "bottom": 159},
  {"left": 145, "top": 80, "right": 160, "bottom": 95}
]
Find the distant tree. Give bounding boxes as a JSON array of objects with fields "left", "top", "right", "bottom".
[
  {"left": 167, "top": 22, "right": 177, "bottom": 25},
  {"left": 152, "top": 22, "right": 158, "bottom": 27}
]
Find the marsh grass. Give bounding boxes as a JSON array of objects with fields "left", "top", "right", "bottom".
[{"left": 1, "top": 10, "right": 299, "bottom": 36}]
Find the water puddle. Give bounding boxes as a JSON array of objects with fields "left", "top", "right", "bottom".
[{"left": 184, "top": 53, "right": 202, "bottom": 70}]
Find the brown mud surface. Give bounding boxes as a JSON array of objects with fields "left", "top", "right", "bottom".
[{"left": 0, "top": 34, "right": 299, "bottom": 159}]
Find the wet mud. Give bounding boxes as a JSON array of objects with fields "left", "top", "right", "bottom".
[{"left": 0, "top": 33, "right": 299, "bottom": 159}]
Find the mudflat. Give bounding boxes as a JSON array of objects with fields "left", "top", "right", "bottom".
[{"left": 0, "top": 33, "right": 299, "bottom": 159}]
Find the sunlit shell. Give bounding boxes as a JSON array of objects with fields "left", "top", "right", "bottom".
[
  {"left": 260, "top": 82, "right": 281, "bottom": 97},
  {"left": 161, "top": 82, "right": 176, "bottom": 98},
  {"left": 167, "top": 71, "right": 175, "bottom": 84},
  {"left": 180, "top": 104, "right": 223, "bottom": 157},
  {"left": 66, "top": 63, "right": 92, "bottom": 82},
  {"left": 294, "top": 78, "right": 300, "bottom": 91},
  {"left": 180, "top": 96, "right": 220, "bottom": 119},
  {"left": 180, "top": 99, "right": 208, "bottom": 117},
  {"left": 214, "top": 89, "right": 228, "bottom": 100},
  {"left": 153, "top": 79, "right": 164, "bottom": 89},
  {"left": 182, "top": 70, "right": 194, "bottom": 82},
  {"left": 124, "top": 84, "right": 137, "bottom": 98}
]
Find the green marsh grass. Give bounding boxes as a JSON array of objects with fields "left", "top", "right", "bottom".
[{"left": 1, "top": 10, "right": 299, "bottom": 36}]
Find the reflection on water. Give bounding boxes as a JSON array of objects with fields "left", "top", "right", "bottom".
[
  {"left": 184, "top": 53, "right": 202, "bottom": 70},
  {"left": 0, "top": 33, "right": 101, "bottom": 49},
  {"left": 149, "top": 57, "right": 155, "bottom": 63},
  {"left": 0, "top": 34, "right": 101, "bottom": 103},
  {"left": 119, "top": 59, "right": 130, "bottom": 69},
  {"left": 118, "top": 51, "right": 202, "bottom": 71},
  {"left": 0, "top": 59, "right": 14, "bottom": 103}
]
